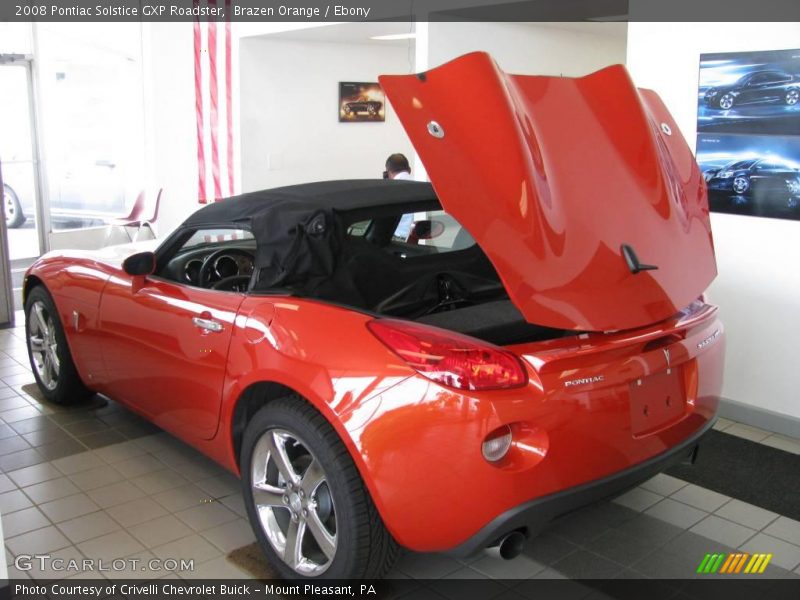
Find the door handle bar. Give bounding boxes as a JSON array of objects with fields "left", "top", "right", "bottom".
[{"left": 192, "top": 317, "right": 223, "bottom": 333}]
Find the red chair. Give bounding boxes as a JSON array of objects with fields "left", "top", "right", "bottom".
[{"left": 104, "top": 191, "right": 146, "bottom": 243}]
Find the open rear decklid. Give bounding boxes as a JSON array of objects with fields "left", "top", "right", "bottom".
[{"left": 379, "top": 52, "right": 717, "bottom": 332}]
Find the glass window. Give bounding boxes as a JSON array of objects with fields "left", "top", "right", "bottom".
[
  {"left": 183, "top": 228, "right": 253, "bottom": 249},
  {"left": 0, "top": 23, "right": 32, "bottom": 54},
  {"left": 36, "top": 24, "right": 146, "bottom": 231}
]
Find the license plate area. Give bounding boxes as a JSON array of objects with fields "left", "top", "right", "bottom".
[{"left": 629, "top": 368, "right": 686, "bottom": 436}]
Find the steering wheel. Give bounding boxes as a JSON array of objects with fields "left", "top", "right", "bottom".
[
  {"left": 211, "top": 275, "right": 251, "bottom": 292},
  {"left": 198, "top": 248, "right": 255, "bottom": 289}
]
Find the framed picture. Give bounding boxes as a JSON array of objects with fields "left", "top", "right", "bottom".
[
  {"left": 697, "top": 49, "right": 800, "bottom": 221},
  {"left": 339, "top": 82, "right": 385, "bottom": 122},
  {"left": 697, "top": 133, "right": 800, "bottom": 220},
  {"left": 698, "top": 48, "right": 800, "bottom": 136}
]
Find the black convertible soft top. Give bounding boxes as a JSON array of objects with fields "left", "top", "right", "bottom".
[
  {"left": 182, "top": 179, "right": 437, "bottom": 227},
  {"left": 180, "top": 179, "right": 440, "bottom": 298}
]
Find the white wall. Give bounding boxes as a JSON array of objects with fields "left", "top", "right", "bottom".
[
  {"left": 239, "top": 38, "right": 415, "bottom": 191},
  {"left": 627, "top": 23, "right": 800, "bottom": 422},
  {"left": 427, "top": 22, "right": 628, "bottom": 76}
]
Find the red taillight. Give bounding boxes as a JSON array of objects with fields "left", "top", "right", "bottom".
[{"left": 367, "top": 319, "right": 528, "bottom": 391}]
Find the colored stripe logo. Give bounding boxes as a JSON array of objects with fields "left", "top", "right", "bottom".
[{"left": 696, "top": 552, "right": 773, "bottom": 574}]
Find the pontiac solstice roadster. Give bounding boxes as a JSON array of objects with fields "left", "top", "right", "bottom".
[{"left": 24, "top": 53, "right": 724, "bottom": 580}]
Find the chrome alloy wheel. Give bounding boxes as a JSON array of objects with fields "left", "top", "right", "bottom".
[
  {"left": 786, "top": 89, "right": 800, "bottom": 106},
  {"left": 251, "top": 428, "right": 337, "bottom": 576},
  {"left": 732, "top": 176, "right": 749, "bottom": 195},
  {"left": 4, "top": 190, "right": 16, "bottom": 226},
  {"left": 27, "top": 301, "right": 60, "bottom": 391},
  {"left": 719, "top": 94, "right": 734, "bottom": 110}
]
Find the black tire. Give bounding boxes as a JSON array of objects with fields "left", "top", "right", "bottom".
[
  {"left": 24, "top": 285, "right": 92, "bottom": 405},
  {"left": 4, "top": 185, "right": 26, "bottom": 229},
  {"left": 241, "top": 395, "right": 398, "bottom": 579}
]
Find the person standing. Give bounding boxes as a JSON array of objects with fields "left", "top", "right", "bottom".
[{"left": 384, "top": 154, "right": 414, "bottom": 239}]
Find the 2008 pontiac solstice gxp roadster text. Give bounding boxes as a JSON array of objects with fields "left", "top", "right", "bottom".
[{"left": 24, "top": 53, "right": 724, "bottom": 580}]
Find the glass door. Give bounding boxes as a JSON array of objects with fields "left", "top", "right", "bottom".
[{"left": 0, "top": 57, "right": 46, "bottom": 262}]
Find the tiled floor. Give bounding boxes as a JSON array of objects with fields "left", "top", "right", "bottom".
[{"left": 1, "top": 310, "right": 800, "bottom": 583}]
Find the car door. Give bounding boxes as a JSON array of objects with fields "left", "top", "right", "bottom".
[{"left": 98, "top": 231, "right": 249, "bottom": 441}]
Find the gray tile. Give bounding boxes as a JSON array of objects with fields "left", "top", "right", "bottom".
[
  {"left": 107, "top": 497, "right": 169, "bottom": 528},
  {"left": 547, "top": 507, "right": 614, "bottom": 544},
  {"left": 660, "top": 530, "right": 734, "bottom": 560},
  {"left": 639, "top": 474, "right": 688, "bottom": 496},
  {"left": 645, "top": 498, "right": 707, "bottom": 529},
  {"left": 6, "top": 462, "right": 62, "bottom": 487},
  {"left": 739, "top": 533, "right": 800, "bottom": 571},
  {"left": 522, "top": 532, "right": 578, "bottom": 565},
  {"left": 0, "top": 488, "right": 33, "bottom": 513},
  {"left": 551, "top": 549, "right": 625, "bottom": 579},
  {"left": 0, "top": 472, "right": 15, "bottom": 493},
  {"left": 151, "top": 533, "right": 221, "bottom": 564},
  {"left": 68, "top": 465, "right": 124, "bottom": 491},
  {"left": 632, "top": 547, "right": 699, "bottom": 579},
  {"left": 39, "top": 492, "right": 101, "bottom": 523},
  {"left": 0, "top": 405, "right": 42, "bottom": 423},
  {"left": 584, "top": 528, "right": 660, "bottom": 566},
  {"left": 93, "top": 439, "right": 149, "bottom": 463},
  {"left": 670, "top": 484, "right": 730, "bottom": 512},
  {"left": 87, "top": 480, "right": 146, "bottom": 508},
  {"left": 763, "top": 517, "right": 800, "bottom": 547},
  {"left": 57, "top": 511, "right": 121, "bottom": 544},
  {"left": 52, "top": 451, "right": 105, "bottom": 475},
  {"left": 612, "top": 487, "right": 663, "bottom": 512},
  {"left": 23, "top": 476, "right": 81, "bottom": 504},
  {"left": 132, "top": 469, "right": 189, "bottom": 494},
  {"left": 114, "top": 454, "right": 166, "bottom": 478},
  {"left": 175, "top": 502, "right": 238, "bottom": 532},
  {"left": 760, "top": 434, "right": 800, "bottom": 455},
  {"left": 61, "top": 418, "right": 109, "bottom": 437},
  {"left": 21, "top": 426, "right": 72, "bottom": 447},
  {"left": 9, "top": 416, "right": 54, "bottom": 435},
  {"left": 689, "top": 515, "right": 756, "bottom": 548},
  {"left": 616, "top": 514, "right": 684, "bottom": 546},
  {"left": 724, "top": 423, "right": 770, "bottom": 443},
  {"left": 129, "top": 514, "right": 194, "bottom": 548},
  {"left": 0, "top": 435, "right": 31, "bottom": 456},
  {"left": 200, "top": 519, "right": 256, "bottom": 554},
  {"left": 714, "top": 499, "right": 779, "bottom": 531},
  {"left": 712, "top": 418, "right": 734, "bottom": 431},
  {"left": 36, "top": 438, "right": 88, "bottom": 461},
  {"left": 396, "top": 552, "right": 464, "bottom": 579},
  {"left": 79, "top": 430, "right": 128, "bottom": 449},
  {"left": 1, "top": 506, "right": 50, "bottom": 537},
  {"left": 179, "top": 554, "right": 255, "bottom": 580},
  {"left": 193, "top": 473, "right": 239, "bottom": 498},
  {"left": 0, "top": 447, "right": 45, "bottom": 471},
  {"left": 152, "top": 483, "right": 210, "bottom": 512},
  {"left": 6, "top": 525, "right": 71, "bottom": 555},
  {"left": 78, "top": 530, "right": 145, "bottom": 560},
  {"left": 470, "top": 554, "right": 547, "bottom": 579}
]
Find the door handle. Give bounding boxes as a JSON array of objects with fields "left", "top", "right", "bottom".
[{"left": 192, "top": 317, "right": 223, "bottom": 333}]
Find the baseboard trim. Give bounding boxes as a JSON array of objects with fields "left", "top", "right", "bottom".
[{"left": 719, "top": 397, "right": 800, "bottom": 439}]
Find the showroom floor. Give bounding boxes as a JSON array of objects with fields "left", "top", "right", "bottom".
[{"left": 1, "top": 311, "right": 800, "bottom": 587}]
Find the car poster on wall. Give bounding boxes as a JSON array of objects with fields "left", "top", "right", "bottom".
[
  {"left": 698, "top": 48, "right": 800, "bottom": 221},
  {"left": 339, "top": 82, "right": 385, "bottom": 122}
]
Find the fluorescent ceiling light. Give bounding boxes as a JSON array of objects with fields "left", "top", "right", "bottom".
[{"left": 370, "top": 33, "right": 416, "bottom": 41}]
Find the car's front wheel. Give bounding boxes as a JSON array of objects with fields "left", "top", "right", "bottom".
[
  {"left": 732, "top": 176, "right": 750, "bottom": 195},
  {"left": 241, "top": 396, "right": 398, "bottom": 579},
  {"left": 785, "top": 88, "right": 799, "bottom": 106},
  {"left": 4, "top": 185, "right": 26, "bottom": 229},
  {"left": 25, "top": 286, "right": 92, "bottom": 405},
  {"left": 718, "top": 93, "right": 735, "bottom": 110}
]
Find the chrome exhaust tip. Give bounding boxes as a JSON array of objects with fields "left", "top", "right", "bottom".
[{"left": 484, "top": 531, "right": 526, "bottom": 560}]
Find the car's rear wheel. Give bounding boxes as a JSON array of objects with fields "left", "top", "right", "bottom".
[
  {"left": 718, "top": 93, "right": 735, "bottom": 110},
  {"left": 25, "top": 286, "right": 92, "bottom": 405},
  {"left": 4, "top": 185, "right": 26, "bottom": 229},
  {"left": 732, "top": 176, "right": 750, "bottom": 195},
  {"left": 785, "top": 89, "right": 799, "bottom": 106},
  {"left": 240, "top": 395, "right": 398, "bottom": 580}
]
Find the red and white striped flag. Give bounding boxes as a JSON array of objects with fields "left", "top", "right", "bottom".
[{"left": 194, "top": 0, "right": 235, "bottom": 203}]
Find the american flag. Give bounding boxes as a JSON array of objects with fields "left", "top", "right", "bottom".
[{"left": 194, "top": 0, "right": 235, "bottom": 203}]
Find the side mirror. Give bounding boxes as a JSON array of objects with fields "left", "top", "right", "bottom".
[
  {"left": 410, "top": 219, "right": 446, "bottom": 240},
  {"left": 122, "top": 251, "right": 156, "bottom": 277}
]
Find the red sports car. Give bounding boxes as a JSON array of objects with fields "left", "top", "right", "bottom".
[{"left": 24, "top": 53, "right": 724, "bottom": 580}]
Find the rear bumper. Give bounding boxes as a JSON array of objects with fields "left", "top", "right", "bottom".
[{"left": 448, "top": 417, "right": 714, "bottom": 557}]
